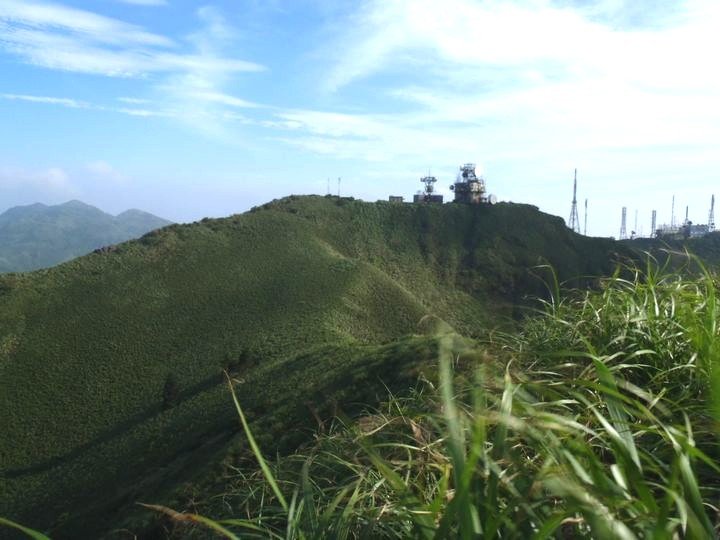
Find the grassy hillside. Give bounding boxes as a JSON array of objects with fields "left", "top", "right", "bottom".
[
  {"left": 0, "top": 200, "right": 171, "bottom": 272},
  {"left": 173, "top": 266, "right": 720, "bottom": 539},
  {"left": 0, "top": 196, "right": 637, "bottom": 538}
]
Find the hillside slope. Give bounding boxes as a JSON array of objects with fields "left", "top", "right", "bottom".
[
  {"left": 0, "top": 200, "right": 171, "bottom": 272},
  {"left": 0, "top": 196, "right": 635, "bottom": 538}
]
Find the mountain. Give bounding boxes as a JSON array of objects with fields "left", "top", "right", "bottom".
[
  {"left": 0, "top": 200, "right": 171, "bottom": 273},
  {"left": 0, "top": 195, "right": 645, "bottom": 538}
]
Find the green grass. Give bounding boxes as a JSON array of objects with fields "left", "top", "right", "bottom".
[
  {"left": 0, "top": 195, "right": 664, "bottom": 537},
  {"left": 153, "top": 259, "right": 720, "bottom": 538}
]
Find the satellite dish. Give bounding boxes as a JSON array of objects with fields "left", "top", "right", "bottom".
[{"left": 488, "top": 194, "right": 498, "bottom": 205}]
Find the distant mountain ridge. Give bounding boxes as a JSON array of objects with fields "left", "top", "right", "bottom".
[{"left": 0, "top": 200, "right": 171, "bottom": 272}]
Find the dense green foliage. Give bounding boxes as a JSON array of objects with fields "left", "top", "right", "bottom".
[
  {"left": 0, "top": 200, "right": 170, "bottom": 272},
  {"left": 0, "top": 196, "right": 660, "bottom": 538},
  {"left": 163, "top": 262, "right": 720, "bottom": 539}
]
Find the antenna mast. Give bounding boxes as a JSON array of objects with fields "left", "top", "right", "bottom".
[
  {"left": 671, "top": 195, "right": 675, "bottom": 228},
  {"left": 584, "top": 198, "right": 588, "bottom": 235},
  {"left": 651, "top": 210, "right": 657, "bottom": 237},
  {"left": 710, "top": 194, "right": 716, "bottom": 232},
  {"left": 620, "top": 207, "right": 627, "bottom": 240},
  {"left": 633, "top": 209, "right": 638, "bottom": 238},
  {"left": 568, "top": 169, "right": 580, "bottom": 233}
]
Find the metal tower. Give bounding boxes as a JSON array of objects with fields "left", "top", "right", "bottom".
[
  {"left": 709, "top": 195, "right": 715, "bottom": 232},
  {"left": 620, "top": 207, "right": 627, "bottom": 240},
  {"left": 568, "top": 169, "right": 580, "bottom": 233},
  {"left": 584, "top": 198, "right": 588, "bottom": 236},
  {"left": 671, "top": 195, "right": 676, "bottom": 228},
  {"left": 651, "top": 210, "right": 657, "bottom": 237},
  {"left": 633, "top": 209, "right": 638, "bottom": 238}
]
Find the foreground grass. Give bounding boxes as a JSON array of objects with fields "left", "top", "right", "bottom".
[{"left": 149, "top": 260, "right": 720, "bottom": 538}]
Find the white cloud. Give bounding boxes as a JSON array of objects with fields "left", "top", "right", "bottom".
[
  {"left": 190, "top": 91, "right": 259, "bottom": 109},
  {"left": 325, "top": 0, "right": 720, "bottom": 93},
  {"left": 0, "top": 0, "right": 263, "bottom": 77},
  {"left": 85, "top": 161, "right": 127, "bottom": 184},
  {"left": 117, "top": 97, "right": 150, "bottom": 104},
  {"left": 1, "top": 93, "right": 90, "bottom": 108},
  {"left": 0, "top": 0, "right": 172, "bottom": 47},
  {"left": 0, "top": 166, "right": 77, "bottom": 210}
]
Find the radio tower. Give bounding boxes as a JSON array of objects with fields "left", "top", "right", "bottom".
[
  {"left": 651, "top": 210, "right": 657, "bottom": 237},
  {"left": 584, "top": 198, "right": 588, "bottom": 235},
  {"left": 709, "top": 195, "right": 715, "bottom": 232},
  {"left": 620, "top": 207, "right": 627, "bottom": 240},
  {"left": 671, "top": 195, "right": 676, "bottom": 228},
  {"left": 568, "top": 169, "right": 580, "bottom": 233}
]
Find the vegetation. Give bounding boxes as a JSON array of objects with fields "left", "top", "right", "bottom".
[
  {"left": 153, "top": 260, "right": 720, "bottom": 538},
  {"left": 0, "top": 200, "right": 170, "bottom": 272},
  {"left": 3, "top": 195, "right": 716, "bottom": 538}
]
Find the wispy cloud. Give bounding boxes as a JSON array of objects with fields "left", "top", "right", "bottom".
[
  {"left": 117, "top": 97, "right": 150, "bottom": 105},
  {"left": 0, "top": 0, "right": 265, "bottom": 140},
  {"left": 1, "top": 92, "right": 178, "bottom": 119},
  {"left": 1, "top": 93, "right": 90, "bottom": 108},
  {"left": 0, "top": 0, "right": 263, "bottom": 77}
]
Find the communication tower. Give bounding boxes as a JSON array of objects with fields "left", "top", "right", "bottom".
[
  {"left": 584, "top": 198, "right": 588, "bottom": 236},
  {"left": 414, "top": 175, "right": 443, "bottom": 203},
  {"left": 671, "top": 195, "right": 676, "bottom": 228},
  {"left": 709, "top": 195, "right": 715, "bottom": 232},
  {"left": 651, "top": 210, "right": 657, "bottom": 237},
  {"left": 568, "top": 169, "right": 580, "bottom": 233},
  {"left": 620, "top": 207, "right": 627, "bottom": 240},
  {"left": 450, "top": 164, "right": 491, "bottom": 204}
]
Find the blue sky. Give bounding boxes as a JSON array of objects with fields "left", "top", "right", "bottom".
[{"left": 1, "top": 0, "right": 718, "bottom": 237}]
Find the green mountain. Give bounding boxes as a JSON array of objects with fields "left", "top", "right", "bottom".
[
  {"left": 0, "top": 195, "right": 640, "bottom": 538},
  {"left": 0, "top": 200, "right": 171, "bottom": 273}
]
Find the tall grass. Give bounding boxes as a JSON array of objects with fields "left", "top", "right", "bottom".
[{"left": 138, "top": 260, "right": 720, "bottom": 537}]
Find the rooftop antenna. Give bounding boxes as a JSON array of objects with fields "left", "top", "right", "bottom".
[
  {"left": 568, "top": 168, "right": 580, "bottom": 233},
  {"left": 671, "top": 195, "right": 675, "bottom": 228},
  {"left": 651, "top": 210, "right": 657, "bottom": 237},
  {"left": 620, "top": 206, "right": 627, "bottom": 240},
  {"left": 421, "top": 176, "right": 436, "bottom": 194},
  {"left": 584, "top": 198, "right": 588, "bottom": 236},
  {"left": 709, "top": 194, "right": 716, "bottom": 232}
]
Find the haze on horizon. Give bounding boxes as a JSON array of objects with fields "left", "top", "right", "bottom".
[{"left": 1, "top": 0, "right": 718, "bottom": 238}]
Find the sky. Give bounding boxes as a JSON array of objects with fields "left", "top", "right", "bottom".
[{"left": 1, "top": 0, "right": 718, "bottom": 237}]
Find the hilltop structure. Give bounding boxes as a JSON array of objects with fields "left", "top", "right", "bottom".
[
  {"left": 413, "top": 176, "right": 444, "bottom": 203},
  {"left": 387, "top": 163, "right": 497, "bottom": 205},
  {"left": 654, "top": 195, "right": 716, "bottom": 240},
  {"left": 450, "top": 163, "right": 495, "bottom": 204}
]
